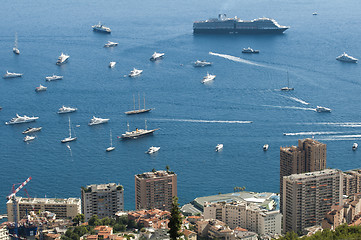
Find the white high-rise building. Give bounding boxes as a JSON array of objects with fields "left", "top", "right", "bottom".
[{"left": 81, "top": 183, "right": 124, "bottom": 221}]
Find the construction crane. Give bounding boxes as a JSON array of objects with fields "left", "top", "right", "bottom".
[{"left": 7, "top": 177, "right": 32, "bottom": 239}]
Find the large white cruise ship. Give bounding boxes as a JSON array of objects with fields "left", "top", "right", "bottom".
[
  {"left": 56, "top": 53, "right": 70, "bottom": 65},
  {"left": 5, "top": 114, "right": 39, "bottom": 125}
]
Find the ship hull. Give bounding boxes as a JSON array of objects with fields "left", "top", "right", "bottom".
[
  {"left": 93, "top": 29, "right": 111, "bottom": 34},
  {"left": 193, "top": 28, "right": 288, "bottom": 34},
  {"left": 125, "top": 108, "right": 152, "bottom": 115},
  {"left": 120, "top": 129, "right": 158, "bottom": 139}
]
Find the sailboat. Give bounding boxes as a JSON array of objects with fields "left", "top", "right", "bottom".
[
  {"left": 106, "top": 130, "right": 115, "bottom": 152},
  {"left": 124, "top": 93, "right": 153, "bottom": 115},
  {"left": 281, "top": 71, "right": 294, "bottom": 91},
  {"left": 61, "top": 117, "right": 77, "bottom": 143},
  {"left": 13, "top": 33, "right": 20, "bottom": 55}
]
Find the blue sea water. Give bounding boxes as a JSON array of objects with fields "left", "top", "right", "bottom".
[{"left": 1, "top": 0, "right": 361, "bottom": 214}]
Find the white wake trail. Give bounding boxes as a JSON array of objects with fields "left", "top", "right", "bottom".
[
  {"left": 262, "top": 105, "right": 316, "bottom": 111},
  {"left": 288, "top": 97, "right": 310, "bottom": 105},
  {"left": 283, "top": 131, "right": 344, "bottom": 136},
  {"left": 152, "top": 118, "right": 252, "bottom": 124},
  {"left": 209, "top": 52, "right": 266, "bottom": 67}
]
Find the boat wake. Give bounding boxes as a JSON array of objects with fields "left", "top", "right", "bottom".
[
  {"left": 301, "top": 122, "right": 361, "bottom": 127},
  {"left": 262, "top": 105, "right": 316, "bottom": 111},
  {"left": 288, "top": 97, "right": 310, "bottom": 105},
  {"left": 152, "top": 118, "right": 252, "bottom": 124},
  {"left": 209, "top": 52, "right": 266, "bottom": 67},
  {"left": 318, "top": 134, "right": 361, "bottom": 141},
  {"left": 283, "top": 131, "right": 344, "bottom": 136}
]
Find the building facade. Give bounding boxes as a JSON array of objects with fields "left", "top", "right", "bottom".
[
  {"left": 0, "top": 226, "right": 10, "bottom": 240},
  {"left": 282, "top": 169, "right": 343, "bottom": 233},
  {"left": 6, "top": 197, "right": 80, "bottom": 222},
  {"left": 135, "top": 170, "right": 177, "bottom": 211},
  {"left": 81, "top": 183, "right": 124, "bottom": 221},
  {"left": 342, "top": 170, "right": 361, "bottom": 196},
  {"left": 280, "top": 139, "right": 327, "bottom": 212},
  {"left": 203, "top": 201, "right": 282, "bottom": 236}
]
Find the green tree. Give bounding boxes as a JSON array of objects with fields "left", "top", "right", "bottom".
[
  {"left": 152, "top": 168, "right": 157, "bottom": 173},
  {"left": 72, "top": 214, "right": 85, "bottom": 226},
  {"left": 168, "top": 196, "right": 183, "bottom": 240},
  {"left": 166, "top": 165, "right": 170, "bottom": 173},
  {"left": 88, "top": 215, "right": 101, "bottom": 226}
]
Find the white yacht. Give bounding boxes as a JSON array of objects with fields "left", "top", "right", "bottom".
[
  {"left": 35, "top": 85, "right": 47, "bottom": 92},
  {"left": 56, "top": 53, "right": 70, "bottom": 65},
  {"left": 22, "top": 127, "right": 42, "bottom": 134},
  {"left": 104, "top": 41, "right": 118, "bottom": 47},
  {"left": 194, "top": 60, "right": 212, "bottom": 67},
  {"left": 312, "top": 12, "right": 318, "bottom": 15},
  {"left": 263, "top": 144, "right": 269, "bottom": 151},
  {"left": 88, "top": 116, "right": 110, "bottom": 126},
  {"left": 24, "top": 135, "right": 35, "bottom": 142},
  {"left": 150, "top": 52, "right": 165, "bottom": 61},
  {"left": 45, "top": 74, "right": 63, "bottom": 81},
  {"left": 316, "top": 106, "right": 332, "bottom": 113},
  {"left": 201, "top": 72, "right": 216, "bottom": 83},
  {"left": 215, "top": 144, "right": 223, "bottom": 152},
  {"left": 336, "top": 52, "right": 358, "bottom": 63},
  {"left": 109, "top": 62, "right": 116, "bottom": 68},
  {"left": 352, "top": 143, "right": 358, "bottom": 151},
  {"left": 146, "top": 146, "right": 160, "bottom": 154},
  {"left": 5, "top": 114, "right": 39, "bottom": 125},
  {"left": 3, "top": 71, "right": 23, "bottom": 79},
  {"left": 106, "top": 130, "right": 115, "bottom": 152},
  {"left": 61, "top": 117, "right": 77, "bottom": 143},
  {"left": 92, "top": 22, "right": 111, "bottom": 33},
  {"left": 120, "top": 121, "right": 159, "bottom": 139},
  {"left": 13, "top": 33, "right": 20, "bottom": 55},
  {"left": 242, "top": 47, "right": 259, "bottom": 53},
  {"left": 129, "top": 68, "right": 143, "bottom": 77},
  {"left": 58, "top": 106, "right": 77, "bottom": 114}
]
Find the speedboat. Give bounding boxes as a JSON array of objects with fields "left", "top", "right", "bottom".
[
  {"left": 215, "top": 144, "right": 223, "bottom": 152},
  {"left": 109, "top": 62, "right": 116, "bottom": 68},
  {"left": 129, "top": 68, "right": 143, "bottom": 77},
  {"left": 146, "top": 146, "right": 160, "bottom": 154},
  {"left": 88, "top": 116, "right": 110, "bottom": 126},
  {"left": 92, "top": 22, "right": 111, "bottom": 33},
  {"left": 13, "top": 47, "right": 20, "bottom": 55},
  {"left": 316, "top": 106, "right": 331, "bottom": 113},
  {"left": 352, "top": 143, "right": 358, "bottom": 151},
  {"left": 263, "top": 144, "right": 269, "bottom": 151},
  {"left": 5, "top": 114, "right": 39, "bottom": 125},
  {"left": 22, "top": 127, "right": 42, "bottom": 134},
  {"left": 24, "top": 135, "right": 35, "bottom": 142},
  {"left": 312, "top": 12, "right": 318, "bottom": 15},
  {"left": 58, "top": 106, "right": 77, "bottom": 114},
  {"left": 3, "top": 71, "right": 23, "bottom": 79},
  {"left": 336, "top": 53, "right": 358, "bottom": 63},
  {"left": 104, "top": 41, "right": 118, "bottom": 47},
  {"left": 35, "top": 85, "right": 47, "bottom": 92},
  {"left": 194, "top": 60, "right": 212, "bottom": 67},
  {"left": 13, "top": 33, "right": 20, "bottom": 55},
  {"left": 56, "top": 53, "right": 70, "bottom": 65},
  {"left": 201, "top": 72, "right": 216, "bottom": 83},
  {"left": 150, "top": 52, "right": 165, "bottom": 61},
  {"left": 242, "top": 47, "right": 260, "bottom": 53},
  {"left": 46, "top": 74, "right": 63, "bottom": 81}
]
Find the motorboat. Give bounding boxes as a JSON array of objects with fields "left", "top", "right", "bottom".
[
  {"left": 24, "top": 135, "right": 35, "bottom": 142},
  {"left": 58, "top": 106, "right": 77, "bottom": 114},
  {"left": 61, "top": 117, "right": 77, "bottom": 143},
  {"left": 242, "top": 47, "right": 260, "bottom": 53},
  {"left": 215, "top": 144, "right": 223, "bottom": 152},
  {"left": 146, "top": 146, "right": 160, "bottom": 154},
  {"left": 104, "top": 41, "right": 118, "bottom": 47},
  {"left": 92, "top": 22, "right": 111, "bottom": 33},
  {"left": 336, "top": 52, "right": 358, "bottom": 63},
  {"left": 263, "top": 144, "right": 269, "bottom": 151},
  {"left": 22, "top": 127, "right": 42, "bottom": 134},
  {"left": 150, "top": 52, "right": 165, "bottom": 61},
  {"left": 129, "top": 68, "right": 143, "bottom": 77},
  {"left": 106, "top": 130, "right": 115, "bottom": 152},
  {"left": 119, "top": 120, "right": 159, "bottom": 139},
  {"left": 56, "top": 53, "right": 70, "bottom": 65},
  {"left": 201, "top": 72, "right": 216, "bottom": 83},
  {"left": 13, "top": 33, "right": 20, "bottom": 55},
  {"left": 3, "top": 71, "right": 23, "bottom": 79},
  {"left": 35, "top": 85, "right": 47, "bottom": 92},
  {"left": 312, "top": 12, "right": 318, "bottom": 15},
  {"left": 281, "top": 71, "right": 294, "bottom": 91},
  {"left": 109, "top": 62, "right": 116, "bottom": 68},
  {"left": 5, "top": 114, "right": 39, "bottom": 125},
  {"left": 352, "top": 143, "right": 358, "bottom": 151},
  {"left": 46, "top": 74, "right": 63, "bottom": 81},
  {"left": 88, "top": 116, "right": 110, "bottom": 126},
  {"left": 316, "top": 106, "right": 331, "bottom": 113},
  {"left": 194, "top": 60, "right": 212, "bottom": 67}
]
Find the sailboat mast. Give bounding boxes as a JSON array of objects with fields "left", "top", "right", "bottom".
[
  {"left": 68, "top": 117, "right": 72, "bottom": 138},
  {"left": 138, "top": 93, "right": 141, "bottom": 110},
  {"left": 145, "top": 119, "right": 147, "bottom": 130},
  {"left": 143, "top": 93, "right": 146, "bottom": 109},
  {"left": 133, "top": 94, "right": 135, "bottom": 111},
  {"left": 287, "top": 71, "right": 289, "bottom": 88},
  {"left": 110, "top": 129, "right": 113, "bottom": 147}
]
